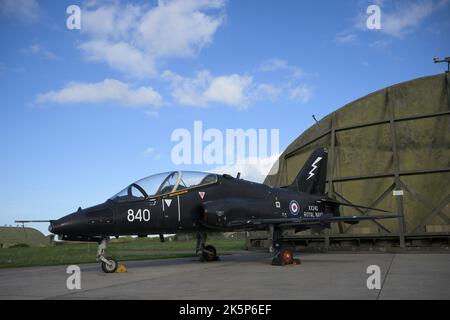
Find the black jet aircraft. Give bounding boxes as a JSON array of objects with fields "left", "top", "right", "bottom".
[{"left": 17, "top": 148, "right": 397, "bottom": 272}]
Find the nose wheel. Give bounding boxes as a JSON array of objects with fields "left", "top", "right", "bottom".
[
  {"left": 97, "top": 239, "right": 118, "bottom": 273},
  {"left": 101, "top": 256, "right": 118, "bottom": 273}
]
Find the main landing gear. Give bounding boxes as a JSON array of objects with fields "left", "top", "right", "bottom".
[
  {"left": 270, "top": 227, "right": 300, "bottom": 266},
  {"left": 196, "top": 232, "right": 219, "bottom": 262},
  {"left": 97, "top": 238, "right": 118, "bottom": 273}
]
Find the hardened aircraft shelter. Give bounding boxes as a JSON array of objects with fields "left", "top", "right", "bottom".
[{"left": 260, "top": 73, "right": 450, "bottom": 250}]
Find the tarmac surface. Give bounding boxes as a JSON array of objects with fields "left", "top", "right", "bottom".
[{"left": 0, "top": 251, "right": 449, "bottom": 300}]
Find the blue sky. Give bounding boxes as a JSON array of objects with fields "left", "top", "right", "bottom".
[{"left": 0, "top": 0, "right": 449, "bottom": 233}]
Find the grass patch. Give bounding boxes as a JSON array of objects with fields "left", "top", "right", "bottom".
[{"left": 0, "top": 239, "right": 245, "bottom": 268}]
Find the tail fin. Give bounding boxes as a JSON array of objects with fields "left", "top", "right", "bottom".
[{"left": 290, "top": 148, "right": 328, "bottom": 195}]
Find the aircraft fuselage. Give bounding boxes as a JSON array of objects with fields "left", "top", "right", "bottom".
[{"left": 50, "top": 174, "right": 331, "bottom": 241}]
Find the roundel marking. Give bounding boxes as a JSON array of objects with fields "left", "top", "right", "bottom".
[{"left": 289, "top": 200, "right": 300, "bottom": 215}]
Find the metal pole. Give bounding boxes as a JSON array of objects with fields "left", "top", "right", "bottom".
[
  {"left": 387, "top": 88, "right": 406, "bottom": 248},
  {"left": 328, "top": 113, "right": 343, "bottom": 234}
]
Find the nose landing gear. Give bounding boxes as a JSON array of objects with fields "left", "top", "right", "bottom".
[{"left": 97, "top": 239, "right": 118, "bottom": 273}]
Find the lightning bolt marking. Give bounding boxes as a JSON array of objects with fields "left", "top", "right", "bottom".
[{"left": 307, "top": 157, "right": 323, "bottom": 180}]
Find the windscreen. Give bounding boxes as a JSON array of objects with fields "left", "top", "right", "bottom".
[{"left": 110, "top": 171, "right": 218, "bottom": 202}]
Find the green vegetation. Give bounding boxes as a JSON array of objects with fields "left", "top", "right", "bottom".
[
  {"left": 0, "top": 226, "right": 50, "bottom": 248},
  {"left": 8, "top": 243, "right": 30, "bottom": 249},
  {"left": 0, "top": 238, "right": 246, "bottom": 268}
]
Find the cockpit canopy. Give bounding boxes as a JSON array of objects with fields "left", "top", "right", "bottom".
[{"left": 110, "top": 171, "right": 218, "bottom": 202}]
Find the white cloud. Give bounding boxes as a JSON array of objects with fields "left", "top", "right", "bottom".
[
  {"left": 163, "top": 68, "right": 315, "bottom": 108},
  {"left": 36, "top": 79, "right": 162, "bottom": 107},
  {"left": 163, "top": 70, "right": 253, "bottom": 108},
  {"left": 210, "top": 154, "right": 280, "bottom": 183},
  {"left": 335, "top": 0, "right": 449, "bottom": 47},
  {"left": 81, "top": 3, "right": 141, "bottom": 40},
  {"left": 79, "top": 40, "right": 156, "bottom": 78},
  {"left": 144, "top": 146, "right": 162, "bottom": 160},
  {"left": 259, "top": 59, "right": 289, "bottom": 72},
  {"left": 380, "top": 0, "right": 449, "bottom": 37},
  {"left": 334, "top": 32, "right": 358, "bottom": 45},
  {"left": 289, "top": 85, "right": 314, "bottom": 103},
  {"left": 252, "top": 83, "right": 282, "bottom": 102},
  {"left": 22, "top": 44, "right": 56, "bottom": 59},
  {"left": 0, "top": 0, "right": 39, "bottom": 22},
  {"left": 258, "top": 59, "right": 304, "bottom": 78},
  {"left": 369, "top": 39, "right": 393, "bottom": 49},
  {"left": 138, "top": 0, "right": 225, "bottom": 58},
  {"left": 79, "top": 0, "right": 226, "bottom": 78},
  {"left": 204, "top": 74, "right": 253, "bottom": 107}
]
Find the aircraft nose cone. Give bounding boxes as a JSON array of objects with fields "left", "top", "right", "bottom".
[
  {"left": 49, "top": 211, "right": 85, "bottom": 235},
  {"left": 49, "top": 219, "right": 64, "bottom": 234}
]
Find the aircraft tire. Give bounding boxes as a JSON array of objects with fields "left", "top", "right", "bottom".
[
  {"left": 280, "top": 248, "right": 294, "bottom": 265},
  {"left": 202, "top": 245, "right": 217, "bottom": 262},
  {"left": 101, "top": 257, "right": 118, "bottom": 273}
]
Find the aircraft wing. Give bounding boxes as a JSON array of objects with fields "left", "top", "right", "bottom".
[
  {"left": 226, "top": 214, "right": 399, "bottom": 228},
  {"left": 278, "top": 214, "right": 399, "bottom": 227}
]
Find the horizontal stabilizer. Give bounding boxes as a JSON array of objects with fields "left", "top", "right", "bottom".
[
  {"left": 323, "top": 214, "right": 399, "bottom": 223},
  {"left": 321, "top": 199, "right": 390, "bottom": 213}
]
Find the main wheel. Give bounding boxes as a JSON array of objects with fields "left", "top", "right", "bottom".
[
  {"left": 280, "top": 248, "right": 294, "bottom": 265},
  {"left": 101, "top": 256, "right": 118, "bottom": 273},
  {"left": 202, "top": 245, "right": 217, "bottom": 262}
]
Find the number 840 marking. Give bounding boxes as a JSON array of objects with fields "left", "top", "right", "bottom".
[{"left": 127, "top": 209, "right": 151, "bottom": 222}]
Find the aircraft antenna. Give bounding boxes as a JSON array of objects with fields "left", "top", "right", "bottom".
[{"left": 433, "top": 56, "right": 450, "bottom": 72}]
